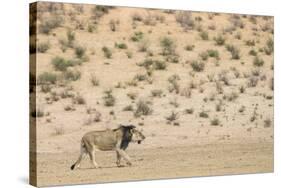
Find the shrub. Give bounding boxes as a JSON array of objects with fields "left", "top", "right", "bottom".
[
  {"left": 67, "top": 30, "right": 75, "bottom": 47},
  {"left": 37, "top": 42, "right": 50, "bottom": 53},
  {"left": 38, "top": 72, "right": 57, "bottom": 84},
  {"left": 102, "top": 46, "right": 112, "bottom": 58},
  {"left": 185, "top": 45, "right": 195, "bottom": 51},
  {"left": 214, "top": 35, "right": 226, "bottom": 46},
  {"left": 199, "top": 31, "right": 209, "bottom": 40},
  {"left": 134, "top": 74, "right": 147, "bottom": 82},
  {"left": 168, "top": 76, "right": 180, "bottom": 94},
  {"left": 190, "top": 61, "right": 205, "bottom": 72},
  {"left": 74, "top": 95, "right": 86, "bottom": 105},
  {"left": 264, "top": 118, "right": 272, "bottom": 128},
  {"left": 253, "top": 56, "right": 264, "bottom": 67},
  {"left": 127, "top": 92, "right": 138, "bottom": 100},
  {"left": 175, "top": 11, "right": 194, "bottom": 31},
  {"left": 115, "top": 42, "right": 128, "bottom": 49},
  {"left": 185, "top": 108, "right": 194, "bottom": 114},
  {"left": 74, "top": 45, "right": 86, "bottom": 59},
  {"left": 153, "top": 60, "right": 167, "bottom": 70},
  {"left": 199, "top": 52, "right": 209, "bottom": 61},
  {"left": 248, "top": 76, "right": 259, "bottom": 87},
  {"left": 64, "top": 70, "right": 81, "bottom": 81},
  {"left": 245, "top": 39, "right": 255, "bottom": 46},
  {"left": 138, "top": 39, "right": 150, "bottom": 52},
  {"left": 166, "top": 111, "right": 179, "bottom": 122},
  {"left": 131, "top": 31, "right": 144, "bottom": 42},
  {"left": 207, "top": 49, "right": 220, "bottom": 59},
  {"left": 41, "top": 84, "right": 52, "bottom": 93},
  {"left": 151, "top": 89, "right": 163, "bottom": 97},
  {"left": 210, "top": 118, "right": 220, "bottom": 126},
  {"left": 199, "top": 111, "right": 209, "bottom": 118},
  {"left": 39, "top": 16, "right": 64, "bottom": 34},
  {"left": 53, "top": 126, "right": 65, "bottom": 136},
  {"left": 134, "top": 100, "right": 152, "bottom": 117},
  {"left": 90, "top": 74, "right": 99, "bottom": 86},
  {"left": 51, "top": 57, "right": 69, "bottom": 71},
  {"left": 249, "top": 49, "right": 257, "bottom": 56},
  {"left": 123, "top": 105, "right": 134, "bottom": 111},
  {"left": 160, "top": 37, "right": 176, "bottom": 56},
  {"left": 103, "top": 89, "right": 115, "bottom": 107},
  {"left": 109, "top": 19, "right": 119, "bottom": 32},
  {"left": 264, "top": 38, "right": 274, "bottom": 55},
  {"left": 225, "top": 44, "right": 240, "bottom": 59}
]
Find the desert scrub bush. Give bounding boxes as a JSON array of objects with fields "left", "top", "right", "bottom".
[
  {"left": 90, "top": 74, "right": 99, "bottom": 86},
  {"left": 67, "top": 30, "right": 75, "bottom": 47},
  {"left": 253, "top": 56, "right": 264, "bottom": 67},
  {"left": 109, "top": 19, "right": 119, "bottom": 32},
  {"left": 127, "top": 92, "right": 138, "bottom": 100},
  {"left": 199, "top": 111, "right": 209, "bottom": 118},
  {"left": 51, "top": 57, "right": 82, "bottom": 72},
  {"left": 247, "top": 76, "right": 259, "bottom": 87},
  {"left": 210, "top": 118, "right": 220, "bottom": 126},
  {"left": 199, "top": 31, "right": 209, "bottom": 40},
  {"left": 166, "top": 111, "right": 179, "bottom": 122},
  {"left": 153, "top": 60, "right": 167, "bottom": 70},
  {"left": 123, "top": 105, "right": 134, "bottom": 112},
  {"left": 185, "top": 44, "right": 195, "bottom": 51},
  {"left": 126, "top": 51, "right": 133, "bottom": 59},
  {"left": 249, "top": 49, "right": 257, "bottom": 56},
  {"left": 38, "top": 72, "right": 57, "bottom": 85},
  {"left": 103, "top": 89, "right": 115, "bottom": 107},
  {"left": 245, "top": 39, "right": 255, "bottom": 46},
  {"left": 64, "top": 69, "right": 81, "bottom": 81},
  {"left": 238, "top": 105, "right": 245, "bottom": 113},
  {"left": 40, "top": 84, "right": 52, "bottom": 93},
  {"left": 37, "top": 41, "right": 50, "bottom": 53},
  {"left": 239, "top": 85, "right": 246, "bottom": 93},
  {"left": 138, "top": 39, "right": 150, "bottom": 52},
  {"left": 225, "top": 44, "right": 240, "bottom": 59},
  {"left": 264, "top": 118, "right": 272, "bottom": 128},
  {"left": 264, "top": 38, "right": 274, "bottom": 55},
  {"left": 138, "top": 59, "right": 166, "bottom": 70},
  {"left": 199, "top": 51, "right": 209, "bottom": 61},
  {"left": 134, "top": 74, "right": 148, "bottom": 82},
  {"left": 185, "top": 108, "right": 194, "bottom": 114},
  {"left": 131, "top": 12, "right": 143, "bottom": 22},
  {"left": 224, "top": 92, "right": 239, "bottom": 102},
  {"left": 39, "top": 16, "right": 64, "bottom": 34},
  {"left": 207, "top": 49, "right": 220, "bottom": 59},
  {"left": 134, "top": 100, "right": 152, "bottom": 117},
  {"left": 74, "top": 45, "right": 87, "bottom": 59},
  {"left": 175, "top": 11, "right": 194, "bottom": 31},
  {"left": 73, "top": 95, "right": 86, "bottom": 105},
  {"left": 131, "top": 31, "right": 144, "bottom": 42},
  {"left": 215, "top": 81, "right": 224, "bottom": 94},
  {"left": 115, "top": 42, "right": 128, "bottom": 49},
  {"left": 180, "top": 87, "right": 192, "bottom": 98},
  {"left": 151, "top": 89, "right": 163, "bottom": 97},
  {"left": 160, "top": 37, "right": 176, "bottom": 56},
  {"left": 168, "top": 75, "right": 180, "bottom": 94},
  {"left": 91, "top": 5, "right": 112, "bottom": 19},
  {"left": 102, "top": 46, "right": 112, "bottom": 58},
  {"left": 218, "top": 71, "right": 230, "bottom": 86},
  {"left": 213, "top": 34, "right": 226, "bottom": 46},
  {"left": 190, "top": 60, "right": 205, "bottom": 72}
]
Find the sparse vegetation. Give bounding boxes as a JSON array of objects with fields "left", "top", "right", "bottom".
[
  {"left": 225, "top": 44, "right": 240, "bottom": 59},
  {"left": 210, "top": 118, "right": 220, "bottom": 126},
  {"left": 64, "top": 70, "right": 81, "bottom": 81},
  {"left": 160, "top": 37, "right": 176, "bottom": 56},
  {"left": 102, "top": 46, "right": 112, "bottom": 58},
  {"left": 37, "top": 41, "right": 50, "bottom": 53},
  {"left": 190, "top": 61, "right": 205, "bottom": 72},
  {"left": 253, "top": 56, "right": 264, "bottom": 67},
  {"left": 199, "top": 111, "right": 209, "bottom": 118},
  {"left": 103, "top": 89, "right": 116, "bottom": 107},
  {"left": 38, "top": 72, "right": 57, "bottom": 85},
  {"left": 134, "top": 100, "right": 153, "bottom": 117},
  {"left": 214, "top": 35, "right": 226, "bottom": 46}
]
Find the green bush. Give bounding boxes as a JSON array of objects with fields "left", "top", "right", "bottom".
[
  {"left": 160, "top": 37, "right": 176, "bottom": 56},
  {"left": 38, "top": 72, "right": 57, "bottom": 84},
  {"left": 52, "top": 57, "right": 81, "bottom": 71},
  {"left": 199, "top": 31, "right": 209, "bottom": 40},
  {"left": 134, "top": 100, "right": 152, "bottom": 117},
  {"left": 225, "top": 44, "right": 240, "bottom": 59},
  {"left": 64, "top": 70, "right": 81, "bottom": 81},
  {"left": 214, "top": 35, "right": 226, "bottom": 46},
  {"left": 103, "top": 89, "right": 115, "bottom": 106},
  {"left": 253, "top": 56, "right": 264, "bottom": 67},
  {"left": 115, "top": 42, "right": 128, "bottom": 49},
  {"left": 74, "top": 45, "right": 86, "bottom": 59},
  {"left": 102, "top": 46, "right": 112, "bottom": 58},
  {"left": 37, "top": 42, "right": 50, "bottom": 53},
  {"left": 190, "top": 61, "right": 205, "bottom": 72},
  {"left": 131, "top": 31, "right": 144, "bottom": 42}
]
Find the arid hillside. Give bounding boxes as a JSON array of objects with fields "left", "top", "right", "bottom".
[{"left": 30, "top": 2, "right": 273, "bottom": 186}]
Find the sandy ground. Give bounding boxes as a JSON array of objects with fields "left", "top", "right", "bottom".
[{"left": 36, "top": 141, "right": 273, "bottom": 187}]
